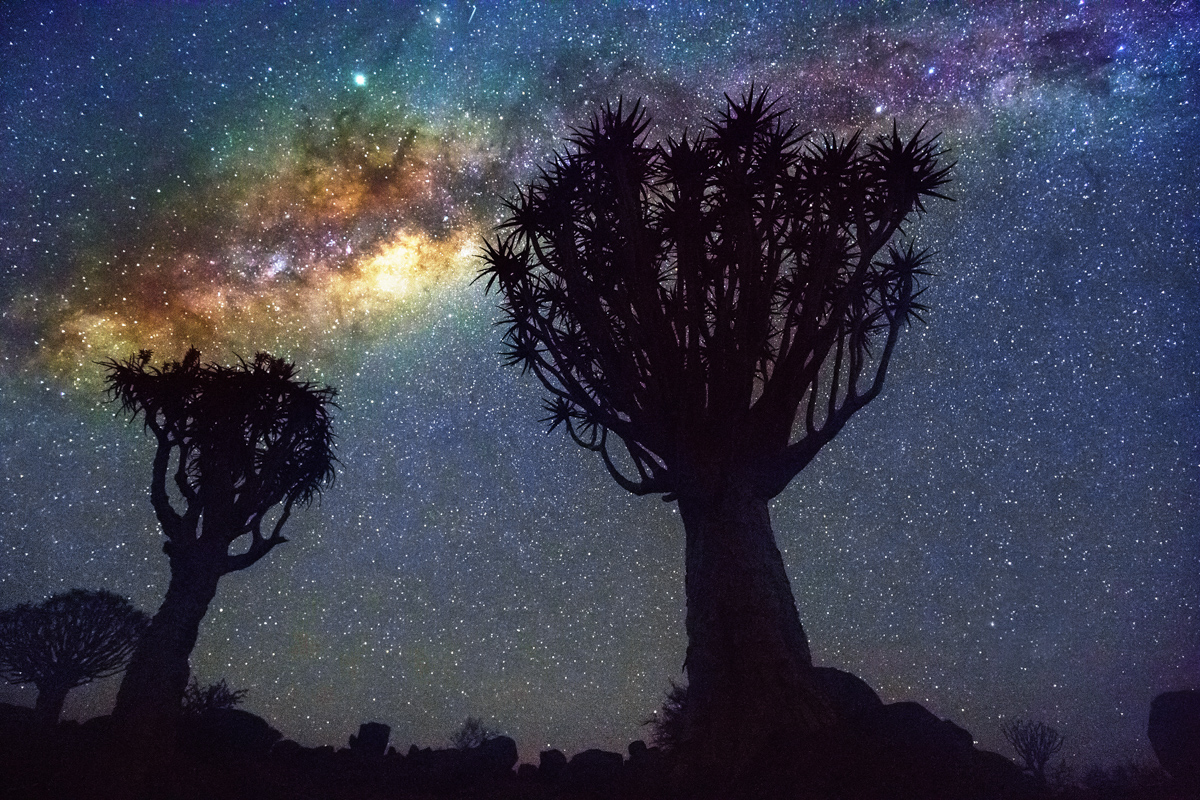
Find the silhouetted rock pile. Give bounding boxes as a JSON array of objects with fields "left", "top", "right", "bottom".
[
  {"left": 348, "top": 721, "right": 391, "bottom": 759},
  {"left": 179, "top": 707, "right": 283, "bottom": 763},
  {"left": 722, "top": 668, "right": 1037, "bottom": 800},
  {"left": 831, "top": 698, "right": 1032, "bottom": 799},
  {"left": 2, "top": 675, "right": 1194, "bottom": 799}
]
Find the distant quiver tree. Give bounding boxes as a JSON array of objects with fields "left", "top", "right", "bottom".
[
  {"left": 0, "top": 589, "right": 149, "bottom": 726},
  {"left": 101, "top": 349, "right": 336, "bottom": 751},
  {"left": 1002, "top": 718, "right": 1065, "bottom": 786},
  {"left": 478, "top": 89, "right": 951, "bottom": 787}
]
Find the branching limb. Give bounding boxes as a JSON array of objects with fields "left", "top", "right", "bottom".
[
  {"left": 172, "top": 442, "right": 198, "bottom": 507},
  {"left": 149, "top": 436, "right": 183, "bottom": 538},
  {"left": 224, "top": 498, "right": 293, "bottom": 573},
  {"left": 593, "top": 428, "right": 671, "bottom": 496}
]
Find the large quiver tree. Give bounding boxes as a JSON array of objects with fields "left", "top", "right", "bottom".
[
  {"left": 479, "top": 89, "right": 951, "bottom": 791},
  {"left": 0, "top": 589, "right": 149, "bottom": 727},
  {"left": 101, "top": 349, "right": 335, "bottom": 776}
]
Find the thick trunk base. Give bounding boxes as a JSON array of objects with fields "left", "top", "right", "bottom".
[
  {"left": 101, "top": 555, "right": 222, "bottom": 799},
  {"left": 34, "top": 683, "right": 69, "bottom": 729},
  {"left": 673, "top": 480, "right": 837, "bottom": 797}
]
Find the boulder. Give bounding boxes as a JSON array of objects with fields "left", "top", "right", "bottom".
[
  {"left": 178, "top": 708, "right": 283, "bottom": 762},
  {"left": 865, "top": 701, "right": 976, "bottom": 755},
  {"left": 348, "top": 721, "right": 390, "bottom": 758},
  {"left": 463, "top": 735, "right": 519, "bottom": 780},
  {"left": 839, "top": 700, "right": 1030, "bottom": 799},
  {"left": 813, "top": 666, "right": 884, "bottom": 720},
  {"left": 627, "top": 739, "right": 670, "bottom": 794},
  {"left": 1148, "top": 689, "right": 1200, "bottom": 793},
  {"left": 539, "top": 747, "right": 567, "bottom": 779},
  {"left": 628, "top": 739, "right": 664, "bottom": 769},
  {"left": 0, "top": 701, "right": 37, "bottom": 736},
  {"left": 0, "top": 703, "right": 44, "bottom": 795},
  {"left": 269, "top": 738, "right": 305, "bottom": 760},
  {"left": 973, "top": 748, "right": 1036, "bottom": 798},
  {"left": 400, "top": 739, "right": 517, "bottom": 791},
  {"left": 564, "top": 748, "right": 624, "bottom": 787},
  {"left": 405, "top": 745, "right": 466, "bottom": 789}
]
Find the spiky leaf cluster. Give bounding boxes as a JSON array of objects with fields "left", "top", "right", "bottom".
[
  {"left": 102, "top": 349, "right": 337, "bottom": 571},
  {"left": 0, "top": 589, "right": 149, "bottom": 690},
  {"left": 479, "top": 89, "right": 951, "bottom": 498}
]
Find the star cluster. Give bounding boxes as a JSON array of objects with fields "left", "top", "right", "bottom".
[{"left": 1, "top": 0, "right": 1196, "bottom": 767}]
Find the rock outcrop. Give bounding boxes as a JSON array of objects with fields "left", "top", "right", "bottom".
[
  {"left": 347, "top": 721, "right": 390, "bottom": 758},
  {"left": 1149, "top": 689, "right": 1200, "bottom": 793}
]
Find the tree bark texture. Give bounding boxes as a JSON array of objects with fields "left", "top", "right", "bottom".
[{"left": 676, "top": 478, "right": 836, "bottom": 795}]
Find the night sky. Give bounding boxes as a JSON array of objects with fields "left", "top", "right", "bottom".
[{"left": 1, "top": 0, "right": 1197, "bottom": 770}]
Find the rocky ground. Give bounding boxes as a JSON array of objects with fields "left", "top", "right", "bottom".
[{"left": 1, "top": 672, "right": 1193, "bottom": 800}]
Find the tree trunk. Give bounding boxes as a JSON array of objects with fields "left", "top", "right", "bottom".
[
  {"left": 674, "top": 477, "right": 836, "bottom": 796},
  {"left": 106, "top": 549, "right": 222, "bottom": 798},
  {"left": 114, "top": 556, "right": 221, "bottom": 726},
  {"left": 34, "top": 682, "right": 69, "bottom": 728}
]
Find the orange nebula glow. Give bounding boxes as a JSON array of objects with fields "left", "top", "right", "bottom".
[{"left": 39, "top": 104, "right": 501, "bottom": 384}]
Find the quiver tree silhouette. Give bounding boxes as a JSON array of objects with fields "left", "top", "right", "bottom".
[
  {"left": 0, "top": 589, "right": 149, "bottom": 727},
  {"left": 1002, "top": 718, "right": 1065, "bottom": 786},
  {"left": 100, "top": 349, "right": 335, "bottom": 773},
  {"left": 479, "top": 89, "right": 951, "bottom": 791}
]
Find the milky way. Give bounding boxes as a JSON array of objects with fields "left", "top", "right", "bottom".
[{"left": 1, "top": 0, "right": 1197, "bottom": 768}]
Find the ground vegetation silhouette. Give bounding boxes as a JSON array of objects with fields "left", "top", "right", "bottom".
[
  {"left": 479, "top": 88, "right": 951, "bottom": 792},
  {"left": 0, "top": 589, "right": 148, "bottom": 727},
  {"left": 0, "top": 674, "right": 1187, "bottom": 799},
  {"left": 643, "top": 680, "right": 687, "bottom": 753},
  {"left": 100, "top": 348, "right": 336, "bottom": 791},
  {"left": 182, "top": 676, "right": 248, "bottom": 717}
]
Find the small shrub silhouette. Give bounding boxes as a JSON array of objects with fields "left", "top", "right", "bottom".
[
  {"left": 643, "top": 680, "right": 688, "bottom": 753},
  {"left": 181, "top": 677, "right": 247, "bottom": 716}
]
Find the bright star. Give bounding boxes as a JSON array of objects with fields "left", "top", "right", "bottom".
[{"left": 354, "top": 73, "right": 366, "bottom": 86}]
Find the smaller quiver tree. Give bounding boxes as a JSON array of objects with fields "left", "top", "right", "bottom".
[
  {"left": 1002, "top": 718, "right": 1064, "bottom": 786},
  {"left": 0, "top": 589, "right": 149, "bottom": 727},
  {"left": 101, "top": 349, "right": 336, "bottom": 752}
]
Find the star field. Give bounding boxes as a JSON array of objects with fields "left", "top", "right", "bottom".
[{"left": 1, "top": 0, "right": 1197, "bottom": 769}]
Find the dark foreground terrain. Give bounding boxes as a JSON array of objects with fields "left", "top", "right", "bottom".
[{"left": 1, "top": 673, "right": 1194, "bottom": 800}]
